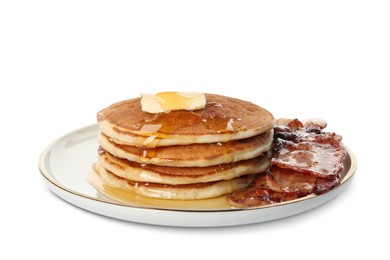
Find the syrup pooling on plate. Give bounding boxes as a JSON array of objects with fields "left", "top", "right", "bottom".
[{"left": 88, "top": 169, "right": 231, "bottom": 210}]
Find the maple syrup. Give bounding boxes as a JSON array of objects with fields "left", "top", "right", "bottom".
[{"left": 88, "top": 170, "right": 231, "bottom": 210}]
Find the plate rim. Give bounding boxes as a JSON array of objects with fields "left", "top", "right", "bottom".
[{"left": 38, "top": 123, "right": 357, "bottom": 213}]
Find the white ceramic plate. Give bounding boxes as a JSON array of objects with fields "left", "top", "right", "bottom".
[{"left": 39, "top": 124, "right": 357, "bottom": 227}]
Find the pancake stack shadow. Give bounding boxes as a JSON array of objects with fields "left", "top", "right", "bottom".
[{"left": 92, "top": 94, "right": 275, "bottom": 200}]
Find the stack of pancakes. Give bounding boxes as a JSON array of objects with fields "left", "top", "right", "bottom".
[{"left": 92, "top": 94, "right": 275, "bottom": 200}]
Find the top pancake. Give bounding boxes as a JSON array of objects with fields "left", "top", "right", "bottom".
[{"left": 98, "top": 93, "right": 275, "bottom": 146}]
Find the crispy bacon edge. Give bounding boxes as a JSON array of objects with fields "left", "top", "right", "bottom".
[{"left": 227, "top": 118, "right": 347, "bottom": 208}]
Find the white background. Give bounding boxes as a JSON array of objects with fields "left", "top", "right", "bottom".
[{"left": 1, "top": 0, "right": 389, "bottom": 259}]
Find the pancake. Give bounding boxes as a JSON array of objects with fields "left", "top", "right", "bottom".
[
  {"left": 93, "top": 162, "right": 256, "bottom": 200},
  {"left": 98, "top": 130, "right": 273, "bottom": 167},
  {"left": 92, "top": 93, "right": 275, "bottom": 201},
  {"left": 98, "top": 93, "right": 275, "bottom": 147},
  {"left": 98, "top": 147, "right": 270, "bottom": 184}
]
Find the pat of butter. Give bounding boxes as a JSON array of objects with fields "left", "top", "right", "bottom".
[{"left": 141, "top": 92, "right": 206, "bottom": 113}]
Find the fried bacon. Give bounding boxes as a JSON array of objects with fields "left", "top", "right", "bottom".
[
  {"left": 227, "top": 118, "right": 347, "bottom": 208},
  {"left": 268, "top": 166, "right": 341, "bottom": 195},
  {"left": 227, "top": 174, "right": 298, "bottom": 208},
  {"left": 273, "top": 119, "right": 345, "bottom": 179}
]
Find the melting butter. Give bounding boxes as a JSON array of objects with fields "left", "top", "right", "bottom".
[{"left": 141, "top": 92, "right": 206, "bottom": 113}]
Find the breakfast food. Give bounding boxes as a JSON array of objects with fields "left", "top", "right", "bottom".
[
  {"left": 97, "top": 93, "right": 274, "bottom": 146},
  {"left": 92, "top": 92, "right": 275, "bottom": 200},
  {"left": 98, "top": 131, "right": 273, "bottom": 167},
  {"left": 97, "top": 147, "right": 270, "bottom": 184},
  {"left": 227, "top": 118, "right": 347, "bottom": 207},
  {"left": 90, "top": 92, "right": 347, "bottom": 206},
  {"left": 93, "top": 162, "right": 257, "bottom": 200}
]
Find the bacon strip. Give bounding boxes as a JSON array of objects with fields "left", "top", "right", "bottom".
[
  {"left": 268, "top": 166, "right": 341, "bottom": 196},
  {"left": 227, "top": 174, "right": 298, "bottom": 208},
  {"left": 227, "top": 118, "right": 347, "bottom": 208},
  {"left": 273, "top": 119, "right": 346, "bottom": 179}
]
